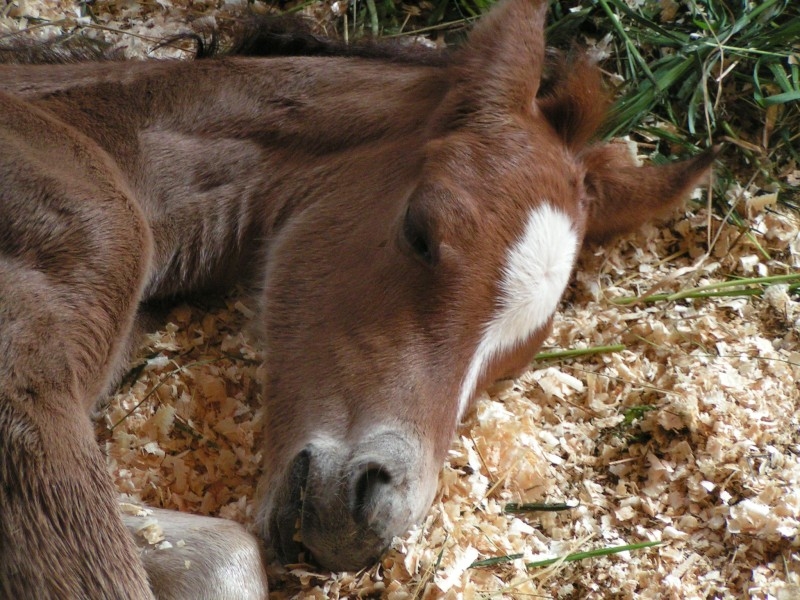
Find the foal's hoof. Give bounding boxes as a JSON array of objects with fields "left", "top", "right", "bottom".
[{"left": 121, "top": 503, "right": 269, "bottom": 600}]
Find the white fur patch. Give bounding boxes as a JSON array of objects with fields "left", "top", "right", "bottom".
[{"left": 456, "top": 204, "right": 579, "bottom": 421}]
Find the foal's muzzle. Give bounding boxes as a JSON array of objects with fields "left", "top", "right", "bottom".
[{"left": 268, "top": 432, "right": 428, "bottom": 571}]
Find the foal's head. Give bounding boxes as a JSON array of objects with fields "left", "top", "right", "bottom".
[{"left": 256, "top": 0, "right": 714, "bottom": 570}]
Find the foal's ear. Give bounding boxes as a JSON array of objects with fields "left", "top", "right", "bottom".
[
  {"left": 582, "top": 144, "right": 719, "bottom": 244},
  {"left": 453, "top": 0, "right": 549, "bottom": 112}
]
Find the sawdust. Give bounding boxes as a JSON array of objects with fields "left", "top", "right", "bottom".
[{"left": 3, "top": 1, "right": 799, "bottom": 598}]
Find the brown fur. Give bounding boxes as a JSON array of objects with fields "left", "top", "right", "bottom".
[{"left": 0, "top": 1, "right": 715, "bottom": 596}]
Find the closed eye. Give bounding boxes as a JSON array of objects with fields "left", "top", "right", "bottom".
[{"left": 402, "top": 207, "right": 437, "bottom": 266}]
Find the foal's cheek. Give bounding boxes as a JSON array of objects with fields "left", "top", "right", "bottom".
[{"left": 486, "top": 320, "right": 555, "bottom": 386}]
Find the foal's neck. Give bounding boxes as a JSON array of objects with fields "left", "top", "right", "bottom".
[{"left": 5, "top": 57, "right": 446, "bottom": 299}]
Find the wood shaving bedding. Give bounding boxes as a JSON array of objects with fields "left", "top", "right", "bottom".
[{"left": 4, "top": 3, "right": 799, "bottom": 598}]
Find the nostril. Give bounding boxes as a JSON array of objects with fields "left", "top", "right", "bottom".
[
  {"left": 289, "top": 448, "right": 311, "bottom": 491},
  {"left": 271, "top": 448, "right": 311, "bottom": 563},
  {"left": 352, "top": 463, "right": 393, "bottom": 525}
]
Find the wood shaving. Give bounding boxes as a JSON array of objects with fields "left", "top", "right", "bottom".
[
  {"left": 136, "top": 520, "right": 166, "bottom": 546},
  {"left": 4, "top": 2, "right": 799, "bottom": 598}
]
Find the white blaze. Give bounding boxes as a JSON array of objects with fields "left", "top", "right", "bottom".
[{"left": 456, "top": 203, "right": 579, "bottom": 421}]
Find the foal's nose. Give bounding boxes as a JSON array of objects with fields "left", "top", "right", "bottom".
[{"left": 272, "top": 432, "right": 426, "bottom": 571}]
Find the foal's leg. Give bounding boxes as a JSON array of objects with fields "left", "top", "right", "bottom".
[
  {"left": 122, "top": 505, "right": 269, "bottom": 600},
  {"left": 0, "top": 93, "right": 154, "bottom": 599}
]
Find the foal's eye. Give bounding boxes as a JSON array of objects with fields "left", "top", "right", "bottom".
[{"left": 403, "top": 207, "right": 436, "bottom": 266}]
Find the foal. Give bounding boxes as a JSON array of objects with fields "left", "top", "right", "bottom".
[{"left": 0, "top": 0, "right": 714, "bottom": 596}]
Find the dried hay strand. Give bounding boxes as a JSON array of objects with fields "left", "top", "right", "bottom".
[{"left": 3, "top": 1, "right": 799, "bottom": 598}]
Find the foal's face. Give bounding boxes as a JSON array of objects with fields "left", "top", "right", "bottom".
[
  {"left": 254, "top": 0, "right": 715, "bottom": 571},
  {"left": 257, "top": 122, "right": 587, "bottom": 570}
]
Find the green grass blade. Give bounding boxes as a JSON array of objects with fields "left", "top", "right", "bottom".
[
  {"left": 525, "top": 541, "right": 662, "bottom": 569},
  {"left": 534, "top": 344, "right": 625, "bottom": 362},
  {"left": 470, "top": 553, "right": 524, "bottom": 568},
  {"left": 764, "top": 90, "right": 800, "bottom": 106},
  {"left": 611, "top": 273, "right": 800, "bottom": 306},
  {"left": 505, "top": 501, "right": 579, "bottom": 514}
]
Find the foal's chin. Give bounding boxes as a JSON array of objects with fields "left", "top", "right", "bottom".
[{"left": 258, "top": 431, "right": 438, "bottom": 572}]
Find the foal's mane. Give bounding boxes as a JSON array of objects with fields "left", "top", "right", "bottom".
[
  {"left": 0, "top": 33, "right": 116, "bottom": 64},
  {"left": 0, "top": 12, "right": 607, "bottom": 141},
  {"left": 192, "top": 14, "right": 450, "bottom": 67},
  {"left": 0, "top": 14, "right": 449, "bottom": 67}
]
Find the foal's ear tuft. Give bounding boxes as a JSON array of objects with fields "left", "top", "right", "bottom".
[
  {"left": 538, "top": 53, "right": 611, "bottom": 149},
  {"left": 582, "top": 144, "right": 719, "bottom": 244},
  {"left": 452, "top": 0, "right": 549, "bottom": 112}
]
